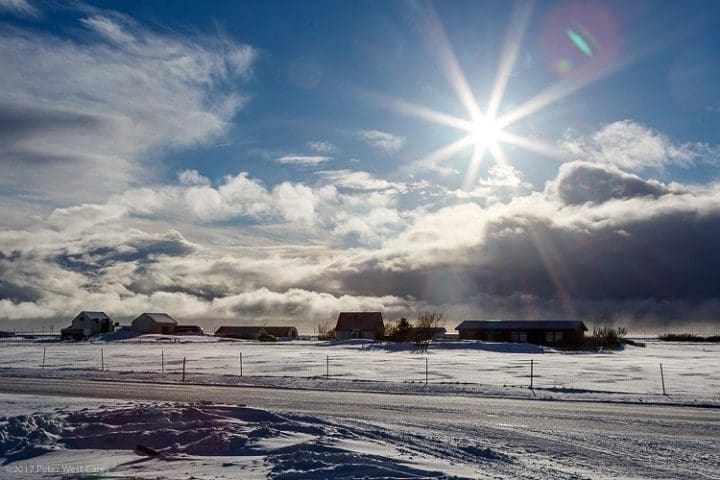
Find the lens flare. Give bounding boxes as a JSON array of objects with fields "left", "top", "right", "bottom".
[{"left": 566, "top": 28, "right": 594, "bottom": 56}]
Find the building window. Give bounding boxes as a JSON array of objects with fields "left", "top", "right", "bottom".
[
  {"left": 545, "top": 331, "right": 564, "bottom": 343},
  {"left": 510, "top": 331, "right": 528, "bottom": 343}
]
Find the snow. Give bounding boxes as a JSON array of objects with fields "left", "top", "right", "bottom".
[
  {"left": 0, "top": 395, "right": 485, "bottom": 479},
  {"left": 0, "top": 336, "right": 718, "bottom": 404},
  {"left": 0, "top": 386, "right": 718, "bottom": 479}
]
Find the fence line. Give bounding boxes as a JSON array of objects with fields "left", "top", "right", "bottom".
[{"left": 15, "top": 346, "right": 718, "bottom": 399}]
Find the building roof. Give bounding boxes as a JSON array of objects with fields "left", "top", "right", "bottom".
[
  {"left": 136, "top": 313, "right": 177, "bottom": 325},
  {"left": 77, "top": 311, "right": 110, "bottom": 320},
  {"left": 335, "top": 312, "right": 384, "bottom": 331},
  {"left": 215, "top": 326, "right": 297, "bottom": 334},
  {"left": 456, "top": 320, "right": 588, "bottom": 332}
]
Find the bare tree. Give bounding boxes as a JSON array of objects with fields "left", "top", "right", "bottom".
[
  {"left": 317, "top": 321, "right": 335, "bottom": 340},
  {"left": 413, "top": 310, "right": 446, "bottom": 350}
]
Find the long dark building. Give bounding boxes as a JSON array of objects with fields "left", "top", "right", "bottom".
[
  {"left": 455, "top": 320, "right": 587, "bottom": 347},
  {"left": 215, "top": 326, "right": 298, "bottom": 339}
]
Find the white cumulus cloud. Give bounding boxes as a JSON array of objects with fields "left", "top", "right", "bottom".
[{"left": 560, "top": 120, "right": 718, "bottom": 171}]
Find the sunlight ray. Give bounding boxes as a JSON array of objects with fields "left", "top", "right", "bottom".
[
  {"left": 496, "top": 131, "right": 565, "bottom": 159},
  {"left": 423, "top": 4, "right": 483, "bottom": 120},
  {"left": 387, "top": 96, "right": 475, "bottom": 131},
  {"left": 487, "top": 140, "right": 508, "bottom": 167},
  {"left": 461, "top": 142, "right": 487, "bottom": 191},
  {"left": 496, "top": 57, "right": 626, "bottom": 130},
  {"left": 416, "top": 135, "right": 476, "bottom": 173},
  {"left": 486, "top": 2, "right": 534, "bottom": 119},
  {"left": 525, "top": 223, "right": 578, "bottom": 319}
]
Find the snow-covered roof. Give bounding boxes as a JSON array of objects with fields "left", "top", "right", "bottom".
[
  {"left": 455, "top": 320, "right": 587, "bottom": 332},
  {"left": 335, "top": 312, "right": 384, "bottom": 331},
  {"left": 138, "top": 313, "right": 177, "bottom": 325}
]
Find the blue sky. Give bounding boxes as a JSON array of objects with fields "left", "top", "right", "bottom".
[{"left": 1, "top": 0, "right": 720, "bottom": 331}]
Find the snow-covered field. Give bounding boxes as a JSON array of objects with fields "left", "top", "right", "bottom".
[
  {"left": 1, "top": 336, "right": 719, "bottom": 478},
  {"left": 1, "top": 336, "right": 719, "bottom": 404}
]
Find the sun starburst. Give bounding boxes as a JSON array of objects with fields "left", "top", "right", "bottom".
[{"left": 369, "top": 2, "right": 626, "bottom": 190}]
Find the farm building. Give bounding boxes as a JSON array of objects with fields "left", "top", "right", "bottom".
[
  {"left": 335, "top": 312, "right": 384, "bottom": 340},
  {"left": 131, "top": 313, "right": 177, "bottom": 334},
  {"left": 60, "top": 311, "right": 116, "bottom": 340},
  {"left": 215, "top": 326, "right": 298, "bottom": 340},
  {"left": 409, "top": 327, "right": 447, "bottom": 340},
  {"left": 455, "top": 320, "right": 587, "bottom": 347},
  {"left": 175, "top": 325, "right": 204, "bottom": 335}
]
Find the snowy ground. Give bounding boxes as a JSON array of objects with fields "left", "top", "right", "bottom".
[
  {"left": 0, "top": 336, "right": 719, "bottom": 405},
  {"left": 2, "top": 393, "right": 472, "bottom": 479},
  {"left": 1, "top": 385, "right": 719, "bottom": 480}
]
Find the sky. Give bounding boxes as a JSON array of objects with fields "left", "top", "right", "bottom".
[{"left": 1, "top": 0, "right": 720, "bottom": 333}]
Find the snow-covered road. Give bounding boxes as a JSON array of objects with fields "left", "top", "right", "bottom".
[{"left": 1, "top": 376, "right": 718, "bottom": 479}]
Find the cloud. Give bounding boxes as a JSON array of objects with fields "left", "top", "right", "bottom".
[
  {"left": 0, "top": 11, "right": 256, "bottom": 202},
  {"left": 317, "top": 170, "right": 407, "bottom": 192},
  {"left": 357, "top": 129, "right": 405, "bottom": 153},
  {"left": 306, "top": 141, "right": 336, "bottom": 153},
  {"left": 560, "top": 120, "right": 717, "bottom": 171},
  {"left": 0, "top": 0, "right": 38, "bottom": 17},
  {"left": 80, "top": 15, "right": 135, "bottom": 45},
  {"left": 0, "top": 212, "right": 414, "bottom": 326},
  {"left": 4, "top": 163, "right": 720, "bottom": 329},
  {"left": 276, "top": 155, "right": 331, "bottom": 166},
  {"left": 546, "top": 161, "right": 669, "bottom": 205},
  {"left": 178, "top": 170, "right": 211, "bottom": 187},
  {"left": 454, "top": 164, "right": 532, "bottom": 203}
]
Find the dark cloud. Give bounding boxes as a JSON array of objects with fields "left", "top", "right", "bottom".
[
  {"left": 0, "top": 102, "right": 104, "bottom": 151},
  {"left": 55, "top": 230, "right": 196, "bottom": 273},
  {"left": 324, "top": 172, "right": 720, "bottom": 327},
  {"left": 0, "top": 280, "right": 43, "bottom": 303},
  {"left": 550, "top": 161, "right": 668, "bottom": 205}
]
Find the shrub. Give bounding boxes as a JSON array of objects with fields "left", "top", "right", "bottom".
[
  {"left": 589, "top": 326, "right": 627, "bottom": 350},
  {"left": 412, "top": 311, "right": 445, "bottom": 350}
]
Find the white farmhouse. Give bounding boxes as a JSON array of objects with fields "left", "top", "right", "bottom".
[
  {"left": 60, "top": 311, "right": 115, "bottom": 340},
  {"left": 131, "top": 313, "right": 177, "bottom": 334}
]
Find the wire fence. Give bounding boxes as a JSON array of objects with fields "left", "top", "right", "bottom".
[{"left": 2, "top": 340, "right": 719, "bottom": 400}]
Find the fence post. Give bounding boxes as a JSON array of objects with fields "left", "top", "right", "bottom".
[
  {"left": 42, "top": 347, "right": 46, "bottom": 370},
  {"left": 161, "top": 349, "right": 164, "bottom": 374},
  {"left": 240, "top": 352, "right": 243, "bottom": 377},
  {"left": 530, "top": 359, "right": 534, "bottom": 390},
  {"left": 182, "top": 356, "right": 187, "bottom": 383},
  {"left": 425, "top": 357, "right": 428, "bottom": 384},
  {"left": 326, "top": 355, "right": 329, "bottom": 379},
  {"left": 660, "top": 363, "right": 666, "bottom": 395},
  {"left": 100, "top": 348, "right": 104, "bottom": 371}
]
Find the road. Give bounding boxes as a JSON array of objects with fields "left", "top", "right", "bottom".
[{"left": 1, "top": 376, "right": 719, "bottom": 479}]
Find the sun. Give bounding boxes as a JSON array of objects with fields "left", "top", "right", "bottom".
[{"left": 467, "top": 114, "right": 500, "bottom": 148}]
